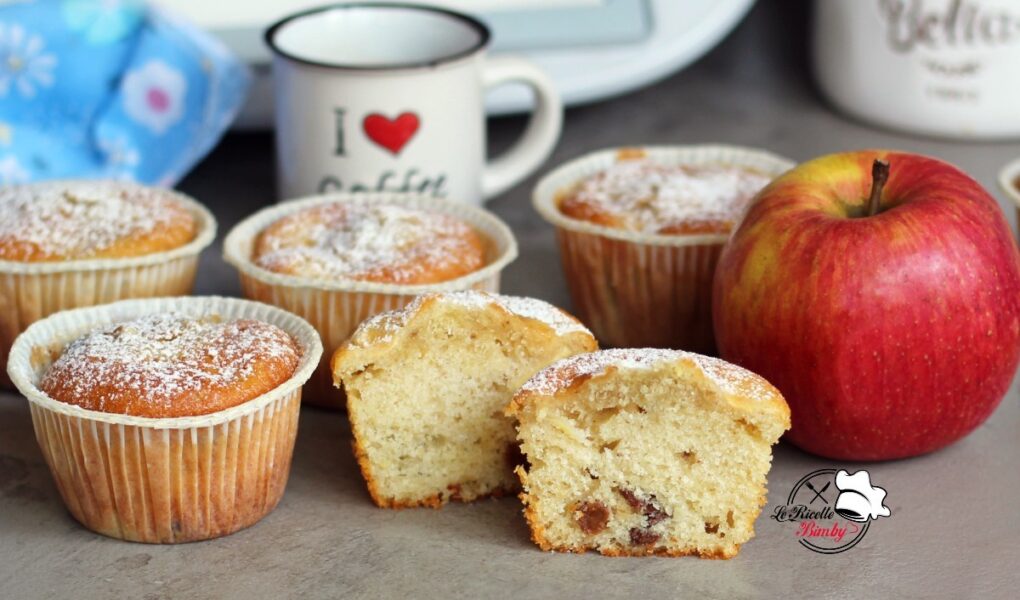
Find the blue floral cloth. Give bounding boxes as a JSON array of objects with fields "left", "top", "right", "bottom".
[{"left": 0, "top": 0, "right": 249, "bottom": 185}]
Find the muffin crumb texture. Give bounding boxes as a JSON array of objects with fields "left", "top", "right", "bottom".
[
  {"left": 40, "top": 314, "right": 300, "bottom": 417},
  {"left": 0, "top": 181, "right": 197, "bottom": 261},
  {"left": 558, "top": 160, "right": 772, "bottom": 234},
  {"left": 332, "top": 291, "right": 597, "bottom": 508},
  {"left": 510, "top": 348, "right": 790, "bottom": 558},
  {"left": 253, "top": 203, "right": 487, "bottom": 284}
]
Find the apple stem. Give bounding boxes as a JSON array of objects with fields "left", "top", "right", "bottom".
[{"left": 867, "top": 159, "right": 890, "bottom": 217}]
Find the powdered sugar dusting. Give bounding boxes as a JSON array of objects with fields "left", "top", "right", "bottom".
[
  {"left": 561, "top": 161, "right": 772, "bottom": 233},
  {"left": 518, "top": 348, "right": 774, "bottom": 403},
  {"left": 254, "top": 203, "right": 485, "bottom": 283},
  {"left": 40, "top": 314, "right": 300, "bottom": 416},
  {"left": 349, "top": 305, "right": 415, "bottom": 347},
  {"left": 348, "top": 291, "right": 590, "bottom": 348},
  {"left": 0, "top": 181, "right": 191, "bottom": 260},
  {"left": 445, "top": 291, "right": 590, "bottom": 336}
]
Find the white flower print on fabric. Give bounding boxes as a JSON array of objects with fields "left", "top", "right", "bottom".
[
  {"left": 0, "top": 22, "right": 57, "bottom": 98},
  {"left": 97, "top": 134, "right": 140, "bottom": 180},
  {"left": 0, "top": 154, "right": 29, "bottom": 183},
  {"left": 121, "top": 60, "right": 187, "bottom": 135}
]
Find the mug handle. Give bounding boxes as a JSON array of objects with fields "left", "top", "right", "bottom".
[{"left": 481, "top": 56, "right": 563, "bottom": 200}]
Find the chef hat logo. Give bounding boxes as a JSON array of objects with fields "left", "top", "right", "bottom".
[{"left": 834, "top": 470, "right": 891, "bottom": 523}]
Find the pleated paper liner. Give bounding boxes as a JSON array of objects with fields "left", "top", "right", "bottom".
[
  {"left": 6, "top": 296, "right": 323, "bottom": 543},
  {"left": 0, "top": 190, "right": 216, "bottom": 388},
  {"left": 533, "top": 145, "right": 796, "bottom": 353},
  {"left": 998, "top": 157, "right": 1020, "bottom": 237},
  {"left": 223, "top": 193, "right": 518, "bottom": 408}
]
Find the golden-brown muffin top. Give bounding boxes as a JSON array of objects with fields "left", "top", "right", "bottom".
[
  {"left": 557, "top": 158, "right": 772, "bottom": 235},
  {"left": 252, "top": 202, "right": 487, "bottom": 284},
  {"left": 0, "top": 181, "right": 198, "bottom": 262},
  {"left": 509, "top": 348, "right": 790, "bottom": 427},
  {"left": 40, "top": 314, "right": 300, "bottom": 418},
  {"left": 340, "top": 290, "right": 593, "bottom": 351}
]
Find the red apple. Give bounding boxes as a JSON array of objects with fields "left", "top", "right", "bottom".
[{"left": 712, "top": 150, "right": 1020, "bottom": 460}]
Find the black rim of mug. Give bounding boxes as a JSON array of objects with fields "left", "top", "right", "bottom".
[{"left": 264, "top": 2, "right": 492, "bottom": 71}]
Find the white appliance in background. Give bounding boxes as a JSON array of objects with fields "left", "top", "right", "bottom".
[
  {"left": 160, "top": 0, "right": 759, "bottom": 127},
  {"left": 813, "top": 0, "right": 1020, "bottom": 140}
]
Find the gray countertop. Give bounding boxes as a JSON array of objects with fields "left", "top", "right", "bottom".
[{"left": 1, "top": 3, "right": 1018, "bottom": 598}]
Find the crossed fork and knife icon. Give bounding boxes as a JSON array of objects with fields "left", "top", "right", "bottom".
[{"left": 805, "top": 481, "right": 831, "bottom": 504}]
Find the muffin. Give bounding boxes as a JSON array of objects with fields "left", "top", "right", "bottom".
[
  {"left": 331, "top": 291, "right": 597, "bottom": 508},
  {"left": 0, "top": 181, "right": 216, "bottom": 386},
  {"left": 252, "top": 202, "right": 487, "bottom": 284},
  {"left": 558, "top": 161, "right": 771, "bottom": 235},
  {"left": 508, "top": 348, "right": 790, "bottom": 558},
  {"left": 224, "top": 194, "right": 517, "bottom": 407},
  {"left": 998, "top": 156, "right": 1020, "bottom": 231},
  {"left": 6, "top": 297, "right": 322, "bottom": 543},
  {"left": 40, "top": 315, "right": 300, "bottom": 418},
  {"left": 534, "top": 146, "right": 794, "bottom": 353}
]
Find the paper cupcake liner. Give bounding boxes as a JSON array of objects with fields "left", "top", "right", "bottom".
[
  {"left": 0, "top": 192, "right": 216, "bottom": 387},
  {"left": 223, "top": 193, "right": 517, "bottom": 408},
  {"left": 557, "top": 229, "right": 723, "bottom": 353},
  {"left": 534, "top": 145, "right": 796, "bottom": 350},
  {"left": 998, "top": 157, "right": 1020, "bottom": 233},
  {"left": 6, "top": 296, "right": 323, "bottom": 543}
]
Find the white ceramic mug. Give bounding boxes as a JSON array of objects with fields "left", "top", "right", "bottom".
[
  {"left": 813, "top": 0, "right": 1020, "bottom": 140},
  {"left": 265, "top": 3, "right": 563, "bottom": 203}
]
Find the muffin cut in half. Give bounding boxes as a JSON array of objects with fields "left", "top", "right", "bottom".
[
  {"left": 331, "top": 291, "right": 597, "bottom": 508},
  {"left": 508, "top": 348, "right": 790, "bottom": 558}
]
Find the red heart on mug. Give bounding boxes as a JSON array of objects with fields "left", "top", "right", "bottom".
[{"left": 363, "top": 112, "right": 420, "bottom": 155}]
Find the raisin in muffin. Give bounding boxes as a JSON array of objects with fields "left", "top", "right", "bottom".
[
  {"left": 331, "top": 291, "right": 597, "bottom": 508},
  {"left": 508, "top": 348, "right": 790, "bottom": 558}
]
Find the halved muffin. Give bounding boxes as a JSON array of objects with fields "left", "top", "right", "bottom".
[
  {"left": 508, "top": 348, "right": 790, "bottom": 557},
  {"left": 331, "top": 291, "right": 597, "bottom": 508}
]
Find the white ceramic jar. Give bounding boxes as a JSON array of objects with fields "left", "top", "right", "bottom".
[{"left": 812, "top": 0, "right": 1020, "bottom": 139}]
